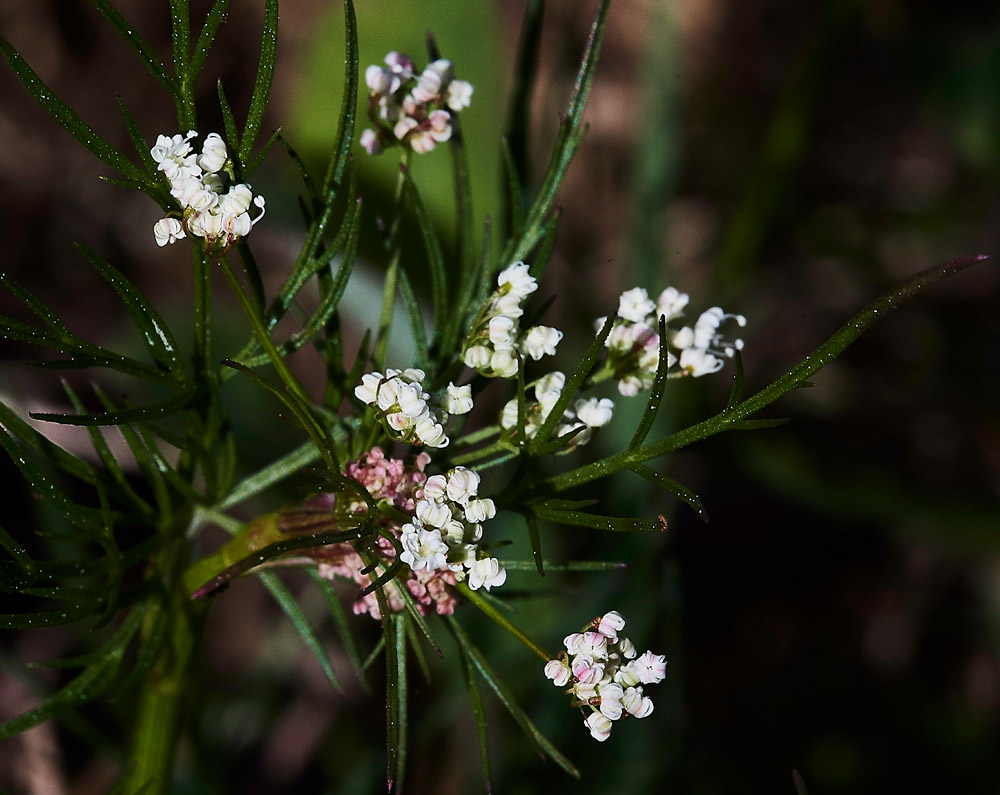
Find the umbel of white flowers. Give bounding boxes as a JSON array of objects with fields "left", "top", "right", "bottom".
[
  {"left": 545, "top": 611, "right": 667, "bottom": 741},
  {"left": 354, "top": 368, "right": 473, "bottom": 449},
  {"left": 361, "top": 52, "right": 474, "bottom": 155},
  {"left": 463, "top": 262, "right": 563, "bottom": 378},
  {"left": 401, "top": 466, "right": 506, "bottom": 591},
  {"left": 598, "top": 287, "right": 747, "bottom": 396},
  {"left": 151, "top": 131, "right": 265, "bottom": 252}
]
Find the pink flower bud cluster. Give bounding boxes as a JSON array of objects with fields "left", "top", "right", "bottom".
[
  {"left": 462, "top": 262, "right": 563, "bottom": 378},
  {"left": 544, "top": 611, "right": 666, "bottom": 742},
  {"left": 499, "top": 371, "right": 614, "bottom": 451},
  {"left": 150, "top": 131, "right": 265, "bottom": 253},
  {"left": 596, "top": 287, "right": 746, "bottom": 395},
  {"left": 312, "top": 449, "right": 461, "bottom": 619},
  {"left": 360, "top": 52, "right": 473, "bottom": 156},
  {"left": 354, "top": 368, "right": 473, "bottom": 449}
]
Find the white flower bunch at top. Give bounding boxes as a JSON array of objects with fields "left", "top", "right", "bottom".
[
  {"left": 354, "top": 368, "right": 473, "bottom": 449},
  {"left": 360, "top": 51, "right": 473, "bottom": 156},
  {"left": 462, "top": 262, "right": 563, "bottom": 378},
  {"left": 544, "top": 611, "right": 666, "bottom": 742},
  {"left": 400, "top": 467, "right": 506, "bottom": 591},
  {"left": 596, "top": 286, "right": 746, "bottom": 396},
  {"left": 500, "top": 371, "right": 613, "bottom": 451},
  {"left": 151, "top": 131, "right": 265, "bottom": 253}
]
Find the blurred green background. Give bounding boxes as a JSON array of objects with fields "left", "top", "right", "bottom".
[{"left": 0, "top": 0, "right": 998, "bottom": 793}]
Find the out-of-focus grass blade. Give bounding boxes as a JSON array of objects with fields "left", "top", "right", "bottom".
[
  {"left": 92, "top": 0, "right": 175, "bottom": 90},
  {"left": 628, "top": 317, "right": 669, "bottom": 450},
  {"left": 446, "top": 616, "right": 579, "bottom": 779},
  {"left": 458, "top": 644, "right": 492, "bottom": 792},
  {"left": 117, "top": 100, "right": 167, "bottom": 197},
  {"left": 403, "top": 618, "right": 431, "bottom": 683},
  {"left": 307, "top": 569, "right": 369, "bottom": 693},
  {"left": 0, "top": 401, "right": 99, "bottom": 486},
  {"left": 503, "top": 0, "right": 610, "bottom": 265},
  {"left": 75, "top": 244, "right": 183, "bottom": 375},
  {"left": 258, "top": 571, "right": 342, "bottom": 693},
  {"left": 504, "top": 0, "right": 545, "bottom": 217},
  {"left": 190, "top": 0, "right": 231, "bottom": 77},
  {"left": 0, "top": 39, "right": 146, "bottom": 184},
  {"left": 0, "top": 627, "right": 127, "bottom": 737},
  {"left": 630, "top": 463, "right": 707, "bottom": 522},
  {"left": 458, "top": 583, "right": 551, "bottom": 662},
  {"left": 239, "top": 0, "right": 278, "bottom": 164}
]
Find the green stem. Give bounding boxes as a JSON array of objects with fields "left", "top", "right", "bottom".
[
  {"left": 123, "top": 543, "right": 204, "bottom": 794},
  {"left": 453, "top": 424, "right": 501, "bottom": 448}
]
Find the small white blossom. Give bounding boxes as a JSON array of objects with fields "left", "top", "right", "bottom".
[
  {"left": 467, "top": 557, "right": 506, "bottom": 591},
  {"left": 656, "top": 287, "right": 689, "bottom": 321},
  {"left": 679, "top": 347, "right": 724, "bottom": 377},
  {"left": 545, "top": 659, "right": 572, "bottom": 687},
  {"left": 520, "top": 325, "right": 563, "bottom": 360},
  {"left": 622, "top": 686, "right": 654, "bottom": 718},
  {"left": 617, "top": 287, "right": 656, "bottom": 323},
  {"left": 153, "top": 217, "right": 185, "bottom": 247},
  {"left": 632, "top": 651, "right": 668, "bottom": 684},
  {"left": 198, "top": 132, "right": 228, "bottom": 173},
  {"left": 399, "top": 523, "right": 449, "bottom": 571},
  {"left": 585, "top": 712, "right": 613, "bottom": 742},
  {"left": 446, "top": 468, "right": 480, "bottom": 504},
  {"left": 598, "top": 682, "right": 625, "bottom": 720},
  {"left": 464, "top": 498, "right": 496, "bottom": 523},
  {"left": 597, "top": 610, "right": 626, "bottom": 639},
  {"left": 446, "top": 79, "right": 474, "bottom": 111},
  {"left": 442, "top": 382, "right": 473, "bottom": 415},
  {"left": 497, "top": 262, "right": 537, "bottom": 298},
  {"left": 575, "top": 397, "right": 615, "bottom": 429}
]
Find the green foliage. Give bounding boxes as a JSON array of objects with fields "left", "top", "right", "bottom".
[{"left": 0, "top": 0, "right": 990, "bottom": 791}]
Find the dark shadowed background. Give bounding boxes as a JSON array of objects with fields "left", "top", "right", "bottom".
[{"left": 1, "top": 0, "right": 998, "bottom": 793}]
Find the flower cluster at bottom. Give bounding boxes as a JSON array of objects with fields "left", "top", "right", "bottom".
[
  {"left": 308, "top": 448, "right": 503, "bottom": 619},
  {"left": 544, "top": 611, "right": 667, "bottom": 741}
]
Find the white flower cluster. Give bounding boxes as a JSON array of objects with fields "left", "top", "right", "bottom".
[
  {"left": 544, "top": 611, "right": 667, "bottom": 742},
  {"left": 360, "top": 52, "right": 473, "bottom": 156},
  {"left": 499, "top": 371, "right": 613, "bottom": 450},
  {"left": 354, "top": 368, "right": 473, "bottom": 449},
  {"left": 400, "top": 467, "right": 506, "bottom": 591},
  {"left": 598, "top": 286, "right": 746, "bottom": 396},
  {"left": 463, "top": 262, "right": 563, "bottom": 378},
  {"left": 150, "top": 131, "right": 265, "bottom": 252}
]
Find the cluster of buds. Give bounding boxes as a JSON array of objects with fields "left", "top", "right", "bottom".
[
  {"left": 500, "top": 371, "right": 614, "bottom": 450},
  {"left": 312, "top": 449, "right": 461, "bottom": 619},
  {"left": 360, "top": 52, "right": 473, "bottom": 155},
  {"left": 598, "top": 287, "right": 746, "bottom": 396},
  {"left": 463, "top": 262, "right": 563, "bottom": 378},
  {"left": 150, "top": 131, "right": 265, "bottom": 253},
  {"left": 354, "top": 368, "right": 473, "bottom": 449},
  {"left": 400, "top": 466, "right": 506, "bottom": 591},
  {"left": 544, "top": 611, "right": 667, "bottom": 742}
]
